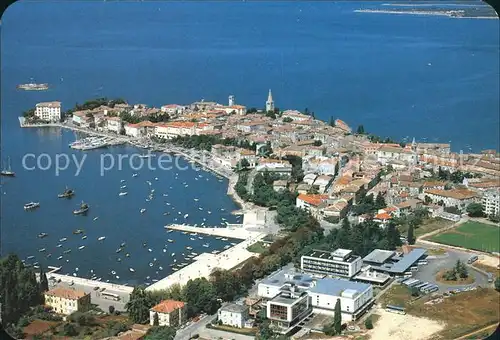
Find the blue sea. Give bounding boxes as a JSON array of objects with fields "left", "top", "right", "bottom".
[{"left": 0, "top": 1, "right": 498, "bottom": 283}]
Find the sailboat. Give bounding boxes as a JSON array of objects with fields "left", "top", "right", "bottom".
[{"left": 1, "top": 157, "right": 15, "bottom": 177}]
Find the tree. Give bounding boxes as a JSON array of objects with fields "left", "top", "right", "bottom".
[
  {"left": 257, "top": 320, "right": 275, "bottom": 340},
  {"left": 364, "top": 317, "right": 373, "bottom": 329},
  {"left": 153, "top": 312, "right": 159, "bottom": 326},
  {"left": 466, "top": 203, "right": 484, "bottom": 217},
  {"left": 407, "top": 224, "right": 415, "bottom": 245},
  {"left": 333, "top": 298, "right": 342, "bottom": 335},
  {"left": 238, "top": 158, "right": 250, "bottom": 171},
  {"left": 126, "top": 286, "right": 153, "bottom": 324},
  {"left": 62, "top": 323, "right": 78, "bottom": 336},
  {"left": 313, "top": 140, "right": 322, "bottom": 147},
  {"left": 386, "top": 222, "right": 401, "bottom": 250},
  {"left": 39, "top": 266, "right": 49, "bottom": 293},
  {"left": 108, "top": 305, "right": 115, "bottom": 315},
  {"left": 144, "top": 326, "right": 176, "bottom": 340},
  {"left": 424, "top": 195, "right": 432, "bottom": 204},
  {"left": 329, "top": 116, "right": 335, "bottom": 127},
  {"left": 283, "top": 117, "right": 293, "bottom": 123},
  {"left": 455, "top": 260, "right": 468, "bottom": 279},
  {"left": 495, "top": 277, "right": 500, "bottom": 292},
  {"left": 356, "top": 125, "right": 365, "bottom": 134},
  {"left": 374, "top": 192, "right": 386, "bottom": 209}
]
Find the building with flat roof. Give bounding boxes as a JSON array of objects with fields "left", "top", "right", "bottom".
[
  {"left": 35, "top": 101, "right": 61, "bottom": 122},
  {"left": 266, "top": 284, "right": 312, "bottom": 334},
  {"left": 363, "top": 248, "right": 427, "bottom": 275},
  {"left": 301, "top": 248, "right": 363, "bottom": 279},
  {"left": 258, "top": 267, "right": 374, "bottom": 331},
  {"left": 308, "top": 277, "right": 373, "bottom": 322}
]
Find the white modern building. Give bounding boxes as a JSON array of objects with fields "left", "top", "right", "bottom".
[
  {"left": 266, "top": 284, "right": 312, "bottom": 334},
  {"left": 35, "top": 101, "right": 61, "bottom": 122},
  {"left": 301, "top": 249, "right": 363, "bottom": 279},
  {"left": 258, "top": 268, "right": 374, "bottom": 333},
  {"left": 308, "top": 278, "right": 373, "bottom": 322},
  {"left": 217, "top": 303, "right": 249, "bottom": 328},
  {"left": 482, "top": 189, "right": 500, "bottom": 217}
]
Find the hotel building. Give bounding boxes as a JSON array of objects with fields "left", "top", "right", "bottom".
[
  {"left": 301, "top": 249, "right": 363, "bottom": 279},
  {"left": 35, "top": 101, "right": 61, "bottom": 122},
  {"left": 149, "top": 300, "right": 186, "bottom": 327}
]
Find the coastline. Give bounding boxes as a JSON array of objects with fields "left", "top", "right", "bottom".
[
  {"left": 354, "top": 9, "right": 499, "bottom": 19},
  {"left": 19, "top": 118, "right": 249, "bottom": 214}
]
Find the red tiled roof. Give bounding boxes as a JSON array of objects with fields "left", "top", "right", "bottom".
[
  {"left": 297, "top": 194, "right": 328, "bottom": 206},
  {"left": 45, "top": 287, "right": 87, "bottom": 300},
  {"left": 151, "top": 300, "right": 185, "bottom": 314}
]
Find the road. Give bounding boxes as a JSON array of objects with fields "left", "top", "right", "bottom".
[
  {"left": 175, "top": 314, "right": 215, "bottom": 340},
  {"left": 48, "top": 279, "right": 129, "bottom": 312}
]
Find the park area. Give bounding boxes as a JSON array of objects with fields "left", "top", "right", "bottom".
[{"left": 428, "top": 221, "right": 500, "bottom": 252}]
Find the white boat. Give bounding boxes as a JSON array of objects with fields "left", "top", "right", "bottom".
[
  {"left": 159, "top": 266, "right": 163, "bottom": 270},
  {"left": 208, "top": 211, "right": 212, "bottom": 214},
  {"left": 171, "top": 252, "right": 175, "bottom": 256},
  {"left": 24, "top": 202, "right": 40, "bottom": 210},
  {"left": 98, "top": 236, "right": 106, "bottom": 241},
  {"left": 184, "top": 214, "right": 189, "bottom": 219},
  {"left": 168, "top": 239, "right": 174, "bottom": 243},
  {"left": 132, "top": 173, "right": 138, "bottom": 177},
  {"left": 56, "top": 244, "right": 62, "bottom": 248},
  {"left": 149, "top": 262, "right": 153, "bottom": 267},
  {"left": 222, "top": 238, "right": 228, "bottom": 241},
  {"left": 148, "top": 248, "right": 152, "bottom": 252},
  {"left": 121, "top": 179, "right": 126, "bottom": 183},
  {"left": 111, "top": 270, "right": 116, "bottom": 275},
  {"left": 155, "top": 177, "right": 158, "bottom": 180},
  {"left": 120, "top": 185, "right": 127, "bottom": 189},
  {"left": 119, "top": 192, "right": 128, "bottom": 196},
  {"left": 198, "top": 207, "right": 203, "bottom": 210},
  {"left": 93, "top": 217, "right": 99, "bottom": 221},
  {"left": 140, "top": 208, "right": 146, "bottom": 213},
  {"left": 186, "top": 246, "right": 192, "bottom": 250},
  {"left": 57, "top": 256, "right": 63, "bottom": 260},
  {"left": 190, "top": 237, "right": 195, "bottom": 241},
  {"left": 82, "top": 235, "right": 87, "bottom": 240},
  {"left": 129, "top": 268, "right": 135, "bottom": 272},
  {"left": 78, "top": 246, "right": 85, "bottom": 250},
  {"left": 59, "top": 237, "right": 67, "bottom": 242},
  {"left": 39, "top": 248, "right": 46, "bottom": 252},
  {"left": 194, "top": 198, "right": 199, "bottom": 201},
  {"left": 203, "top": 243, "right": 209, "bottom": 247}
]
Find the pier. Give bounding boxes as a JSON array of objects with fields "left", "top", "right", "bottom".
[{"left": 164, "top": 223, "right": 263, "bottom": 240}]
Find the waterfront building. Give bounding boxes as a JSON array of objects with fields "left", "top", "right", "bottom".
[
  {"left": 124, "top": 123, "right": 144, "bottom": 138},
  {"left": 421, "top": 188, "right": 478, "bottom": 212},
  {"left": 363, "top": 248, "right": 427, "bottom": 276},
  {"left": 217, "top": 303, "right": 250, "bottom": 328},
  {"left": 482, "top": 189, "right": 500, "bottom": 216},
  {"left": 301, "top": 249, "right": 363, "bottom": 279},
  {"left": 71, "top": 111, "right": 92, "bottom": 128},
  {"left": 265, "top": 89, "right": 275, "bottom": 112},
  {"left": 44, "top": 287, "right": 91, "bottom": 315},
  {"left": 35, "top": 101, "right": 61, "bottom": 122},
  {"left": 149, "top": 300, "right": 186, "bottom": 327},
  {"left": 106, "top": 116, "right": 122, "bottom": 133}
]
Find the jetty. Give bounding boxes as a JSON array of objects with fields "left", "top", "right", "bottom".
[{"left": 165, "top": 223, "right": 262, "bottom": 240}]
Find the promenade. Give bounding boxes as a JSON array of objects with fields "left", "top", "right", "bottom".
[
  {"left": 165, "top": 224, "right": 263, "bottom": 240},
  {"left": 146, "top": 231, "right": 266, "bottom": 291}
]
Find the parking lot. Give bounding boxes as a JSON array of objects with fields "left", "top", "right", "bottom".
[
  {"left": 48, "top": 276, "right": 130, "bottom": 312},
  {"left": 409, "top": 249, "right": 489, "bottom": 293}
]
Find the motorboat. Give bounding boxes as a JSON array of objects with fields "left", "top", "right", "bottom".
[
  {"left": 120, "top": 185, "right": 127, "bottom": 189},
  {"left": 98, "top": 236, "right": 106, "bottom": 241},
  {"left": 24, "top": 202, "right": 40, "bottom": 210},
  {"left": 140, "top": 208, "right": 146, "bottom": 214},
  {"left": 56, "top": 244, "right": 62, "bottom": 248},
  {"left": 58, "top": 186, "right": 75, "bottom": 198},
  {"left": 167, "top": 239, "right": 174, "bottom": 243},
  {"left": 129, "top": 268, "right": 135, "bottom": 272},
  {"left": 39, "top": 248, "right": 46, "bottom": 252},
  {"left": 73, "top": 201, "right": 89, "bottom": 215},
  {"left": 73, "top": 229, "right": 84, "bottom": 234},
  {"left": 119, "top": 192, "right": 128, "bottom": 196},
  {"left": 38, "top": 232, "right": 48, "bottom": 238},
  {"left": 60, "top": 237, "right": 67, "bottom": 242},
  {"left": 78, "top": 246, "right": 85, "bottom": 250},
  {"left": 81, "top": 235, "right": 87, "bottom": 240},
  {"left": 120, "top": 242, "right": 126, "bottom": 247}
]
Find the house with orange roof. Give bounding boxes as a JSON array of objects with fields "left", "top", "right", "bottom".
[
  {"left": 373, "top": 211, "right": 392, "bottom": 227},
  {"left": 149, "top": 299, "right": 186, "bottom": 327},
  {"left": 44, "top": 287, "right": 91, "bottom": 315},
  {"left": 296, "top": 193, "right": 329, "bottom": 218}
]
